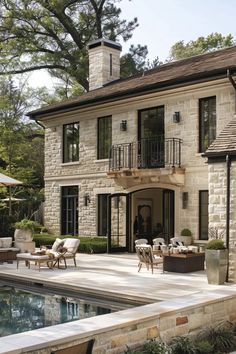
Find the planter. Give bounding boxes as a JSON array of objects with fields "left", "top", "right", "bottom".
[
  {"left": 205, "top": 249, "right": 228, "bottom": 285},
  {"left": 180, "top": 235, "right": 192, "bottom": 246}
]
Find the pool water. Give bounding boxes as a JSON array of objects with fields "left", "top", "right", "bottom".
[{"left": 0, "top": 283, "right": 121, "bottom": 337}]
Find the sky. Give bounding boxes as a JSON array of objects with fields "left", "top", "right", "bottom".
[{"left": 29, "top": 0, "right": 236, "bottom": 88}]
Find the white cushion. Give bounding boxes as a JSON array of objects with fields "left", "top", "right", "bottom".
[
  {"left": 63, "top": 238, "right": 80, "bottom": 253},
  {"left": 51, "top": 238, "right": 64, "bottom": 252},
  {"left": 1, "top": 238, "right": 12, "bottom": 248}
]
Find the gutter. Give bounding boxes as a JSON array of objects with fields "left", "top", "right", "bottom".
[{"left": 226, "top": 154, "right": 231, "bottom": 282}]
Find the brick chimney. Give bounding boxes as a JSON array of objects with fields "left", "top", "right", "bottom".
[{"left": 88, "top": 38, "right": 122, "bottom": 91}]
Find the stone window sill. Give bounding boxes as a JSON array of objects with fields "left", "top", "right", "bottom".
[
  {"left": 60, "top": 161, "right": 80, "bottom": 167},
  {"left": 94, "top": 159, "right": 109, "bottom": 163}
]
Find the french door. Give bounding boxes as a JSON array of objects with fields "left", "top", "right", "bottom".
[
  {"left": 61, "top": 186, "right": 78, "bottom": 236},
  {"left": 163, "top": 189, "right": 174, "bottom": 243},
  {"left": 107, "top": 193, "right": 130, "bottom": 252}
]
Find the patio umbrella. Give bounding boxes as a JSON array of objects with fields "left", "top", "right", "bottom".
[
  {"left": 1, "top": 197, "right": 25, "bottom": 202},
  {"left": 0, "top": 173, "right": 23, "bottom": 215}
]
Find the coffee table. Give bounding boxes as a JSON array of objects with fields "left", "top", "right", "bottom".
[
  {"left": 163, "top": 252, "right": 205, "bottom": 273},
  {"left": 16, "top": 253, "right": 54, "bottom": 271}
]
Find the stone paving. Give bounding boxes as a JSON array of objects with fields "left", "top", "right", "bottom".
[{"left": 0, "top": 252, "right": 234, "bottom": 303}]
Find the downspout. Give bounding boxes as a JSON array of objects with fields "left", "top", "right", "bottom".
[
  {"left": 226, "top": 154, "right": 231, "bottom": 282},
  {"left": 226, "top": 70, "right": 235, "bottom": 281},
  {"left": 227, "top": 69, "right": 236, "bottom": 113}
]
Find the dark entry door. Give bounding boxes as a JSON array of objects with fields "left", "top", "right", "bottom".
[
  {"left": 61, "top": 186, "right": 78, "bottom": 236},
  {"left": 163, "top": 189, "right": 174, "bottom": 243},
  {"left": 108, "top": 193, "right": 130, "bottom": 252}
]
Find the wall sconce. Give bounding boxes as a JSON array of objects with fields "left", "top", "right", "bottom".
[
  {"left": 120, "top": 120, "right": 127, "bottom": 131},
  {"left": 173, "top": 111, "right": 180, "bottom": 123},
  {"left": 182, "top": 192, "right": 188, "bottom": 209},
  {"left": 84, "top": 194, "right": 90, "bottom": 206}
]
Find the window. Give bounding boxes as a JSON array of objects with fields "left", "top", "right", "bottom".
[
  {"left": 97, "top": 194, "right": 109, "bottom": 236},
  {"left": 199, "top": 190, "right": 208, "bottom": 240},
  {"left": 97, "top": 116, "right": 112, "bottom": 159},
  {"left": 63, "top": 123, "right": 80, "bottom": 163},
  {"left": 199, "top": 96, "right": 216, "bottom": 152}
]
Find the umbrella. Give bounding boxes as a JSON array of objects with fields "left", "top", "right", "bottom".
[
  {"left": 0, "top": 173, "right": 22, "bottom": 186},
  {"left": 0, "top": 173, "right": 23, "bottom": 215},
  {"left": 1, "top": 197, "right": 25, "bottom": 202}
]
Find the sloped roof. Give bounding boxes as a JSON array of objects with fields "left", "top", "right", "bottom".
[
  {"left": 205, "top": 118, "right": 236, "bottom": 156},
  {"left": 28, "top": 45, "right": 236, "bottom": 119}
]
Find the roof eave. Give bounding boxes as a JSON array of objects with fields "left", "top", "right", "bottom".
[{"left": 28, "top": 68, "right": 235, "bottom": 120}]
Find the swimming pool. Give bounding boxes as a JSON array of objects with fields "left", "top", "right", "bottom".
[{"left": 0, "top": 282, "right": 134, "bottom": 337}]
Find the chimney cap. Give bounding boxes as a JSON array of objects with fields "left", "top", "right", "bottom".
[{"left": 88, "top": 38, "right": 122, "bottom": 51}]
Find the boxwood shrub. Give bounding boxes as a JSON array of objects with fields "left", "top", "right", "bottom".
[{"left": 33, "top": 234, "right": 107, "bottom": 253}]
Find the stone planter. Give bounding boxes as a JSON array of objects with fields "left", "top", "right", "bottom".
[
  {"left": 14, "top": 229, "right": 35, "bottom": 253},
  {"left": 180, "top": 236, "right": 192, "bottom": 246},
  {"left": 205, "top": 249, "right": 228, "bottom": 285}
]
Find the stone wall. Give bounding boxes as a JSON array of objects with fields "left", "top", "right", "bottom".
[{"left": 4, "top": 289, "right": 236, "bottom": 354}]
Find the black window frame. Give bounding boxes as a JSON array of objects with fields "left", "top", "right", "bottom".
[
  {"left": 97, "top": 116, "right": 112, "bottom": 159},
  {"left": 63, "top": 122, "right": 80, "bottom": 163},
  {"left": 199, "top": 96, "right": 216, "bottom": 153},
  {"left": 199, "top": 190, "right": 209, "bottom": 240},
  {"left": 97, "top": 194, "right": 109, "bottom": 236}
]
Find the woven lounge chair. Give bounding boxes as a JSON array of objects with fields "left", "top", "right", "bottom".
[{"left": 135, "top": 244, "right": 163, "bottom": 274}]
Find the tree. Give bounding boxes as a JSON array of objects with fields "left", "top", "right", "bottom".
[
  {"left": 0, "top": 77, "right": 44, "bottom": 220},
  {"left": 0, "top": 0, "right": 148, "bottom": 92},
  {"left": 169, "top": 33, "right": 235, "bottom": 61}
]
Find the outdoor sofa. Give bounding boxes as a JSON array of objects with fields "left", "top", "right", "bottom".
[{"left": 0, "top": 237, "right": 20, "bottom": 263}]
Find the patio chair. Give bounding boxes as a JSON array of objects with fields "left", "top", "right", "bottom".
[
  {"left": 170, "top": 237, "right": 184, "bottom": 247},
  {"left": 152, "top": 237, "right": 166, "bottom": 251},
  {"left": 51, "top": 338, "right": 94, "bottom": 354},
  {"left": 135, "top": 244, "right": 163, "bottom": 274},
  {"left": 134, "top": 238, "right": 148, "bottom": 245},
  {"left": 61, "top": 238, "right": 80, "bottom": 268}
]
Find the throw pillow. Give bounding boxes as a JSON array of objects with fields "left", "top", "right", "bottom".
[{"left": 51, "top": 238, "right": 64, "bottom": 252}]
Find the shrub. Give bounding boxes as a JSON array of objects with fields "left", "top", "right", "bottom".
[
  {"left": 194, "top": 340, "right": 214, "bottom": 354},
  {"left": 169, "top": 336, "right": 196, "bottom": 354},
  {"left": 181, "top": 228, "right": 192, "bottom": 236},
  {"left": 142, "top": 340, "right": 170, "bottom": 354},
  {"left": 206, "top": 239, "right": 226, "bottom": 250},
  {"left": 33, "top": 234, "right": 107, "bottom": 253}
]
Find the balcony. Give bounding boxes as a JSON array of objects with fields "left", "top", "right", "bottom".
[
  {"left": 109, "top": 137, "right": 182, "bottom": 171},
  {"left": 108, "top": 137, "right": 184, "bottom": 188}
]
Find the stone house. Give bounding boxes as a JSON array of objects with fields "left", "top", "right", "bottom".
[{"left": 28, "top": 39, "right": 236, "bottom": 274}]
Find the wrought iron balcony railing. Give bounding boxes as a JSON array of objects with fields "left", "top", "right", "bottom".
[{"left": 109, "top": 137, "right": 182, "bottom": 171}]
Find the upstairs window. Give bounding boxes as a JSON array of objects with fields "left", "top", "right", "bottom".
[
  {"left": 199, "top": 96, "right": 216, "bottom": 152},
  {"left": 97, "top": 116, "right": 112, "bottom": 159},
  {"left": 63, "top": 122, "right": 80, "bottom": 163}
]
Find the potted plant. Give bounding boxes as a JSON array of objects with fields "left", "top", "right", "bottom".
[
  {"left": 180, "top": 228, "right": 192, "bottom": 246},
  {"left": 205, "top": 227, "right": 228, "bottom": 285},
  {"left": 14, "top": 219, "right": 40, "bottom": 242}
]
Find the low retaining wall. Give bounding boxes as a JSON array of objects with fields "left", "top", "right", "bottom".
[{"left": 2, "top": 286, "right": 236, "bottom": 354}]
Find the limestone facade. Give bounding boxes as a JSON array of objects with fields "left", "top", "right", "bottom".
[{"left": 43, "top": 79, "right": 234, "bottom": 245}]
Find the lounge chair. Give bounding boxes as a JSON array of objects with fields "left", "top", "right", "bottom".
[
  {"left": 49, "top": 238, "right": 80, "bottom": 268},
  {"left": 135, "top": 244, "right": 163, "bottom": 274}
]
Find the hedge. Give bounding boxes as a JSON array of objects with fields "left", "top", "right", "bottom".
[{"left": 33, "top": 234, "right": 107, "bottom": 253}]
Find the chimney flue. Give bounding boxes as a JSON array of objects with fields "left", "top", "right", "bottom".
[{"left": 88, "top": 38, "right": 122, "bottom": 91}]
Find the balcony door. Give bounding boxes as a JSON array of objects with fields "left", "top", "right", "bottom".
[{"left": 138, "top": 106, "right": 165, "bottom": 168}]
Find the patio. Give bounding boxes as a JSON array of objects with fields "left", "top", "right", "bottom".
[{"left": 1, "top": 252, "right": 236, "bottom": 354}]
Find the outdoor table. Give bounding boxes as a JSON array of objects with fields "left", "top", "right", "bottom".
[
  {"left": 16, "top": 252, "right": 54, "bottom": 271},
  {"left": 163, "top": 252, "right": 205, "bottom": 273}
]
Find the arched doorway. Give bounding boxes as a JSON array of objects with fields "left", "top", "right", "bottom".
[{"left": 107, "top": 188, "right": 174, "bottom": 253}]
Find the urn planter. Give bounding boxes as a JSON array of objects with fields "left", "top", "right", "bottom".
[{"left": 205, "top": 249, "right": 228, "bottom": 285}]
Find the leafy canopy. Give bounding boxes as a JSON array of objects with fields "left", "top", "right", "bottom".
[
  {"left": 170, "top": 32, "right": 235, "bottom": 60},
  {"left": 0, "top": 0, "right": 158, "bottom": 93}
]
